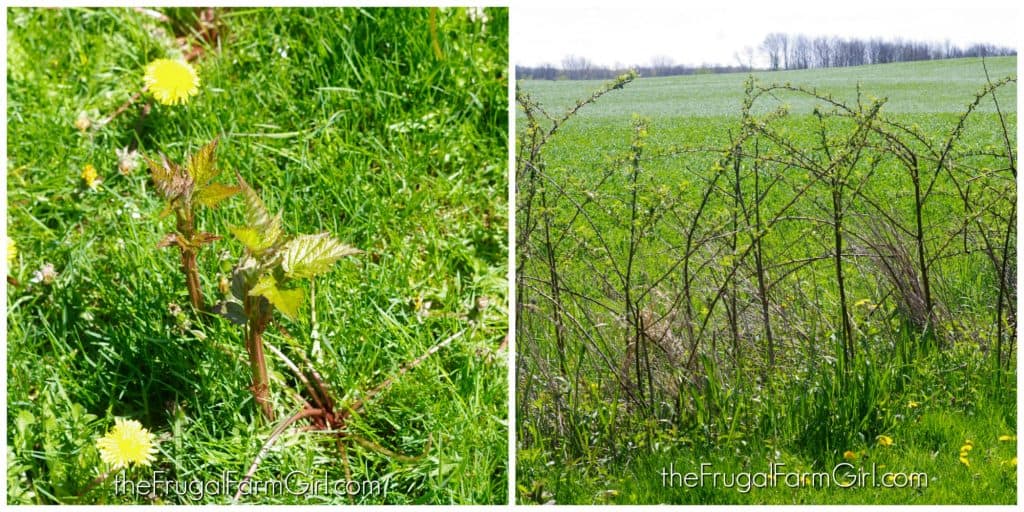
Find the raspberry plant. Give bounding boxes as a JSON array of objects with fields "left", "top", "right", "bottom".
[
  {"left": 219, "top": 175, "right": 360, "bottom": 420},
  {"left": 147, "top": 138, "right": 240, "bottom": 311}
]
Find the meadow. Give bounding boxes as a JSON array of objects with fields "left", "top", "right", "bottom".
[
  {"left": 6, "top": 7, "right": 508, "bottom": 504},
  {"left": 516, "top": 57, "right": 1016, "bottom": 504}
]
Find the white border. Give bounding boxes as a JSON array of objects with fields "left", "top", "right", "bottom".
[
  {"left": 2, "top": 0, "right": 1023, "bottom": 509},
  {"left": 506, "top": 4, "right": 518, "bottom": 505}
]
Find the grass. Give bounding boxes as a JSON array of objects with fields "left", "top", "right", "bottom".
[
  {"left": 516, "top": 57, "right": 1016, "bottom": 505},
  {"left": 6, "top": 7, "right": 507, "bottom": 504},
  {"left": 520, "top": 57, "right": 1017, "bottom": 120}
]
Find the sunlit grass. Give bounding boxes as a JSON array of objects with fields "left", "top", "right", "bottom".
[{"left": 7, "top": 7, "right": 508, "bottom": 504}]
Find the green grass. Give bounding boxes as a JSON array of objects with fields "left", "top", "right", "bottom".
[
  {"left": 520, "top": 57, "right": 1017, "bottom": 120},
  {"left": 516, "top": 58, "right": 1016, "bottom": 504},
  {"left": 6, "top": 7, "right": 507, "bottom": 504}
]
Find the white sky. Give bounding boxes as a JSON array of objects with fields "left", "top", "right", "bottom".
[{"left": 513, "top": 1, "right": 1020, "bottom": 68}]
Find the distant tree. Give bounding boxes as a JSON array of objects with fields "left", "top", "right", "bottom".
[
  {"left": 562, "top": 54, "right": 594, "bottom": 80},
  {"left": 650, "top": 55, "right": 675, "bottom": 77},
  {"left": 789, "top": 34, "right": 811, "bottom": 69},
  {"left": 812, "top": 36, "right": 833, "bottom": 68},
  {"left": 761, "top": 33, "right": 787, "bottom": 70},
  {"left": 514, "top": 35, "right": 1014, "bottom": 80},
  {"left": 734, "top": 45, "right": 755, "bottom": 71}
]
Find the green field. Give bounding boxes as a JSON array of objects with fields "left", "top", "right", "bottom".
[
  {"left": 7, "top": 7, "right": 508, "bottom": 504},
  {"left": 516, "top": 57, "right": 1017, "bottom": 504},
  {"left": 520, "top": 57, "right": 1017, "bottom": 119}
]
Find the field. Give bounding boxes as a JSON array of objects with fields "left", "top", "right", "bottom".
[
  {"left": 6, "top": 7, "right": 507, "bottom": 504},
  {"left": 516, "top": 57, "right": 1017, "bottom": 504}
]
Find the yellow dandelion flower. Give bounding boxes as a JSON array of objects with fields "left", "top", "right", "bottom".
[
  {"left": 907, "top": 400, "right": 919, "bottom": 408},
  {"left": 843, "top": 450, "right": 858, "bottom": 461},
  {"left": 81, "top": 164, "right": 100, "bottom": 189},
  {"left": 143, "top": 59, "right": 199, "bottom": 105},
  {"left": 876, "top": 435, "right": 894, "bottom": 447},
  {"left": 998, "top": 435, "right": 1016, "bottom": 442},
  {"left": 96, "top": 418, "right": 158, "bottom": 469},
  {"left": 959, "top": 455, "right": 970, "bottom": 466},
  {"left": 7, "top": 238, "right": 16, "bottom": 266}
]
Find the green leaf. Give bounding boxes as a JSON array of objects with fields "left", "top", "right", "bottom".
[
  {"left": 145, "top": 155, "right": 171, "bottom": 189},
  {"left": 187, "top": 137, "right": 220, "bottom": 186},
  {"left": 194, "top": 182, "right": 241, "bottom": 208},
  {"left": 249, "top": 275, "right": 304, "bottom": 319},
  {"left": 16, "top": 410, "right": 35, "bottom": 434},
  {"left": 234, "top": 174, "right": 283, "bottom": 250},
  {"left": 280, "top": 233, "right": 361, "bottom": 279},
  {"left": 229, "top": 226, "right": 277, "bottom": 254}
]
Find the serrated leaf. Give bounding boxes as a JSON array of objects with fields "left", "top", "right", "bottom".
[
  {"left": 280, "top": 233, "right": 361, "bottom": 279},
  {"left": 147, "top": 154, "right": 192, "bottom": 200},
  {"left": 145, "top": 154, "right": 171, "bottom": 189},
  {"left": 187, "top": 137, "right": 220, "bottom": 186},
  {"left": 249, "top": 275, "right": 304, "bottom": 319},
  {"left": 194, "top": 182, "right": 241, "bottom": 208},
  {"left": 229, "top": 226, "right": 276, "bottom": 254},
  {"left": 234, "top": 174, "right": 283, "bottom": 251}
]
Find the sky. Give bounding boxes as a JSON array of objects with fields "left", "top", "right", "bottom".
[{"left": 513, "top": 1, "right": 1020, "bottom": 69}]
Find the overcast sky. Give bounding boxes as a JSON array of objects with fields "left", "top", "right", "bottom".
[{"left": 513, "top": 1, "right": 1020, "bottom": 68}]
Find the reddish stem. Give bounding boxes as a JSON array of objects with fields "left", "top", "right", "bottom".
[
  {"left": 181, "top": 247, "right": 205, "bottom": 312},
  {"left": 244, "top": 295, "right": 274, "bottom": 421}
]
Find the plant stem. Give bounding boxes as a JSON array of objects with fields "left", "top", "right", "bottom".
[
  {"left": 176, "top": 208, "right": 206, "bottom": 312},
  {"left": 244, "top": 295, "right": 274, "bottom": 421},
  {"left": 181, "top": 247, "right": 205, "bottom": 312}
]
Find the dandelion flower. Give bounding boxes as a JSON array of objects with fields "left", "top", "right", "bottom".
[
  {"left": 143, "top": 59, "right": 199, "bottom": 105},
  {"left": 907, "top": 400, "right": 919, "bottom": 408},
  {"left": 7, "top": 238, "right": 16, "bottom": 266},
  {"left": 843, "top": 450, "right": 858, "bottom": 461},
  {"left": 960, "top": 444, "right": 973, "bottom": 453},
  {"left": 959, "top": 454, "right": 970, "bottom": 466},
  {"left": 96, "top": 418, "right": 158, "bottom": 469},
  {"left": 31, "top": 263, "right": 57, "bottom": 285},
  {"left": 116, "top": 146, "right": 139, "bottom": 175},
  {"left": 876, "top": 435, "right": 894, "bottom": 447},
  {"left": 998, "top": 434, "right": 1016, "bottom": 442},
  {"left": 82, "top": 164, "right": 101, "bottom": 190}
]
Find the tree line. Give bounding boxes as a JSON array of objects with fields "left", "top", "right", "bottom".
[
  {"left": 759, "top": 32, "right": 1015, "bottom": 70},
  {"left": 517, "top": 34, "right": 1016, "bottom": 80}
]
